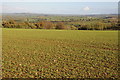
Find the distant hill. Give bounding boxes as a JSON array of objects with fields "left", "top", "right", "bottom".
[{"left": 2, "top": 13, "right": 118, "bottom": 17}]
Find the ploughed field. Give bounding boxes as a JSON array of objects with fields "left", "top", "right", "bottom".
[{"left": 2, "top": 28, "right": 118, "bottom": 78}]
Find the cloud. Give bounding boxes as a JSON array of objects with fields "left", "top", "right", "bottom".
[
  {"left": 83, "top": 6, "right": 90, "bottom": 11},
  {"left": 3, "top": 5, "right": 30, "bottom": 13}
]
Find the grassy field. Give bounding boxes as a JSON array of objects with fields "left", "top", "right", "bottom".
[{"left": 2, "top": 28, "right": 118, "bottom": 78}]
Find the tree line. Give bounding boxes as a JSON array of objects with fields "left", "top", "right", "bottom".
[{"left": 2, "top": 19, "right": 119, "bottom": 30}]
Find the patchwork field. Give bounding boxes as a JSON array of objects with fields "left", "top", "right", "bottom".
[{"left": 2, "top": 28, "right": 118, "bottom": 78}]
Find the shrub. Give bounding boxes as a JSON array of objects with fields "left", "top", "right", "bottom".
[
  {"left": 70, "top": 25, "right": 77, "bottom": 30},
  {"left": 55, "top": 22, "right": 67, "bottom": 29}
]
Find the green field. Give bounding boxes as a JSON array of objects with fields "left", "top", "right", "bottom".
[{"left": 2, "top": 28, "right": 118, "bottom": 78}]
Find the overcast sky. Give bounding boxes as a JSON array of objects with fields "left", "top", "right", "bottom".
[
  {"left": 2, "top": 0, "right": 120, "bottom": 2},
  {"left": 2, "top": 2, "right": 118, "bottom": 15}
]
